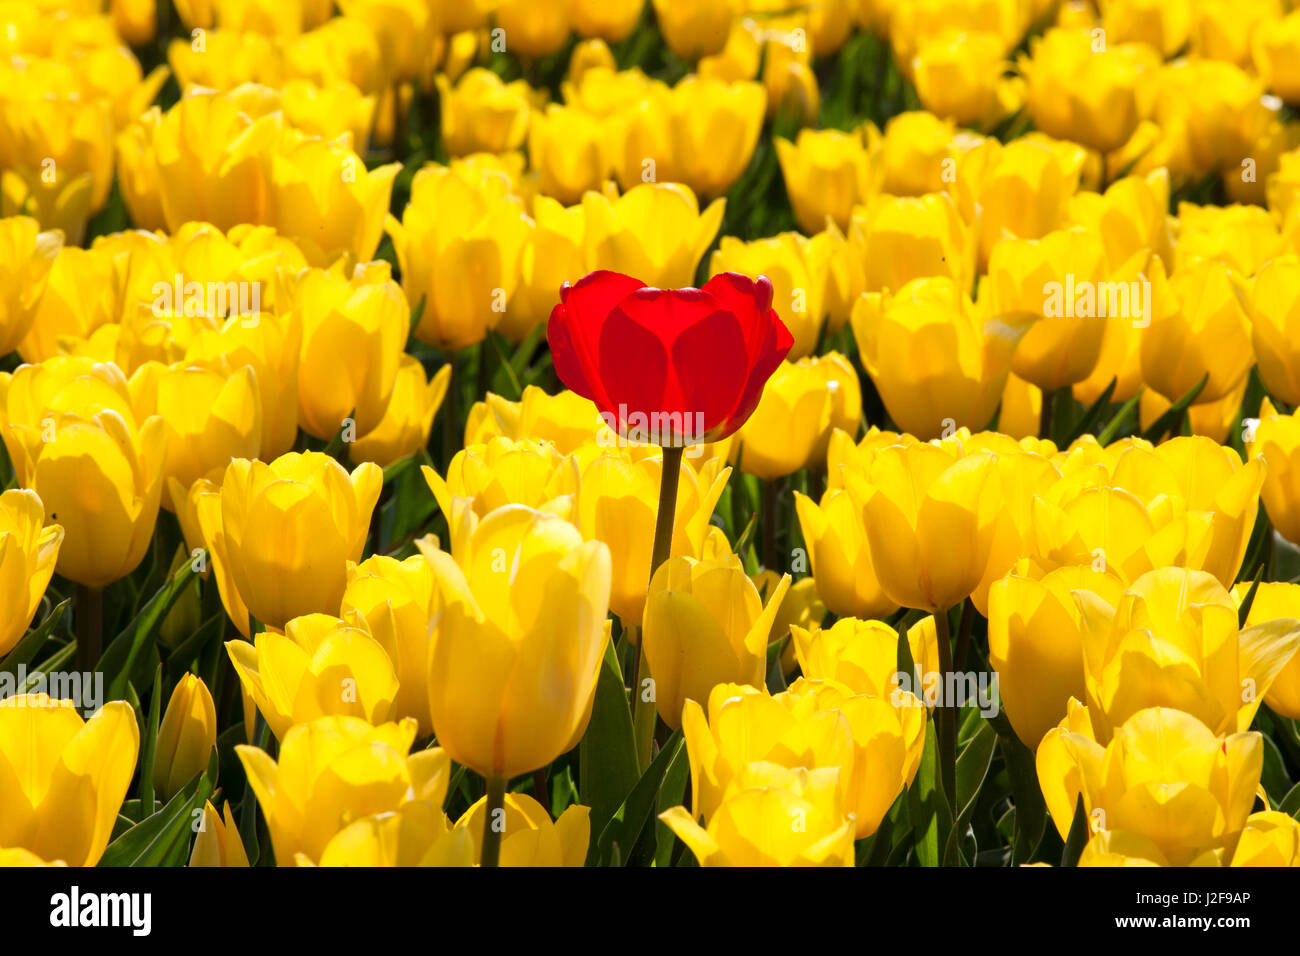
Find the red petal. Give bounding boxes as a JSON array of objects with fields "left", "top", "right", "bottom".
[
  {"left": 547, "top": 270, "right": 645, "bottom": 410},
  {"left": 671, "top": 308, "right": 747, "bottom": 440}
]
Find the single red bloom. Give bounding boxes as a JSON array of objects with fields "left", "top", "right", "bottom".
[{"left": 547, "top": 270, "right": 793, "bottom": 445}]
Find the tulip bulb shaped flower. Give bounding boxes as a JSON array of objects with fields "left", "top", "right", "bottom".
[
  {"left": 419, "top": 503, "right": 612, "bottom": 782},
  {"left": 0, "top": 489, "right": 63, "bottom": 656},
  {"left": 153, "top": 673, "right": 217, "bottom": 799}
]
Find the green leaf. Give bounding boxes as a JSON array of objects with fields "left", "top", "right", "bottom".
[
  {"left": 653, "top": 739, "right": 691, "bottom": 868},
  {"left": 907, "top": 719, "right": 953, "bottom": 868},
  {"left": 138, "top": 665, "right": 163, "bottom": 817},
  {"left": 1097, "top": 393, "right": 1140, "bottom": 445},
  {"left": 1065, "top": 377, "right": 1117, "bottom": 445},
  {"left": 579, "top": 640, "right": 639, "bottom": 848},
  {"left": 0, "top": 598, "right": 70, "bottom": 676},
  {"left": 942, "top": 719, "right": 998, "bottom": 865},
  {"left": 98, "top": 767, "right": 212, "bottom": 867},
  {"left": 1280, "top": 781, "right": 1300, "bottom": 819},
  {"left": 164, "top": 613, "right": 226, "bottom": 680},
  {"left": 1140, "top": 374, "right": 1209, "bottom": 443},
  {"left": 597, "top": 730, "right": 684, "bottom": 866},
  {"left": 1237, "top": 561, "right": 1266, "bottom": 628},
  {"left": 100, "top": 559, "right": 200, "bottom": 700},
  {"left": 1061, "top": 795, "right": 1089, "bottom": 867}
]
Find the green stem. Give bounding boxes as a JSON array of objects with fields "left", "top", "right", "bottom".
[
  {"left": 1039, "top": 387, "right": 1055, "bottom": 442},
  {"left": 75, "top": 585, "right": 103, "bottom": 673},
  {"left": 762, "top": 479, "right": 778, "bottom": 571},
  {"left": 953, "top": 598, "right": 975, "bottom": 675},
  {"left": 629, "top": 445, "right": 684, "bottom": 770},
  {"left": 441, "top": 354, "right": 458, "bottom": 470},
  {"left": 480, "top": 775, "right": 508, "bottom": 867},
  {"left": 933, "top": 606, "right": 957, "bottom": 814}
]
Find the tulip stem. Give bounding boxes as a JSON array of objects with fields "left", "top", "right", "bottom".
[
  {"left": 1039, "top": 388, "right": 1055, "bottom": 441},
  {"left": 762, "top": 479, "right": 778, "bottom": 571},
  {"left": 629, "top": 445, "right": 684, "bottom": 770},
  {"left": 480, "top": 775, "right": 508, "bottom": 867},
  {"left": 75, "top": 585, "right": 103, "bottom": 673},
  {"left": 953, "top": 599, "right": 975, "bottom": 675},
  {"left": 934, "top": 606, "right": 957, "bottom": 814}
]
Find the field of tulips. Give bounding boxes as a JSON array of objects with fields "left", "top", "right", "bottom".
[{"left": 5, "top": 0, "right": 1300, "bottom": 891}]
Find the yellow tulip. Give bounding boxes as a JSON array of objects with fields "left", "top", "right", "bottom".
[
  {"left": 982, "top": 227, "right": 1112, "bottom": 392},
  {"left": 755, "top": 571, "right": 824, "bottom": 674},
  {"left": 237, "top": 715, "right": 449, "bottom": 864},
  {"left": 16, "top": 246, "right": 114, "bottom": 363},
  {"left": 423, "top": 436, "right": 579, "bottom": 521},
  {"left": 736, "top": 353, "right": 860, "bottom": 480},
  {"left": 1038, "top": 706, "right": 1259, "bottom": 865},
  {"left": 437, "top": 68, "right": 536, "bottom": 156},
  {"left": 279, "top": 79, "right": 378, "bottom": 154},
  {"left": 667, "top": 76, "right": 766, "bottom": 199},
  {"left": 762, "top": 35, "right": 819, "bottom": 125},
  {"left": 1251, "top": 256, "right": 1300, "bottom": 406},
  {"left": 0, "top": 489, "right": 63, "bottom": 657},
  {"left": 848, "top": 191, "right": 973, "bottom": 294},
  {"left": 699, "top": 18, "right": 762, "bottom": 82},
  {"left": 793, "top": 488, "right": 899, "bottom": 621},
  {"left": 792, "top": 616, "right": 938, "bottom": 703},
  {"left": 310, "top": 802, "right": 473, "bottom": 866},
  {"left": 1145, "top": 59, "right": 1273, "bottom": 179},
  {"left": 911, "top": 30, "right": 1022, "bottom": 129},
  {"left": 1067, "top": 170, "right": 1173, "bottom": 274},
  {"left": 189, "top": 800, "right": 251, "bottom": 867},
  {"left": 528, "top": 105, "right": 611, "bottom": 205},
  {"left": 1188, "top": 0, "right": 1279, "bottom": 66},
  {"left": 642, "top": 554, "right": 789, "bottom": 728},
  {"left": 582, "top": 182, "right": 724, "bottom": 289},
  {"left": 570, "top": 0, "right": 644, "bottom": 43},
  {"left": 350, "top": 357, "right": 451, "bottom": 467},
  {"left": 652, "top": 0, "right": 733, "bottom": 60},
  {"left": 1072, "top": 567, "right": 1300, "bottom": 741},
  {"left": 335, "top": 0, "right": 434, "bottom": 84},
  {"left": 286, "top": 260, "right": 408, "bottom": 440},
  {"left": 455, "top": 794, "right": 590, "bottom": 866},
  {"left": 577, "top": 451, "right": 729, "bottom": 623},
  {"left": 132, "top": 363, "right": 262, "bottom": 512},
  {"left": 495, "top": 0, "right": 571, "bottom": 59},
  {"left": 0, "top": 217, "right": 61, "bottom": 357},
  {"left": 465, "top": 386, "right": 605, "bottom": 455},
  {"left": 1255, "top": 10, "right": 1300, "bottom": 104},
  {"left": 0, "top": 695, "right": 139, "bottom": 867},
  {"left": 153, "top": 673, "right": 217, "bottom": 799},
  {"left": 708, "top": 232, "right": 829, "bottom": 359},
  {"left": 387, "top": 164, "right": 532, "bottom": 350},
  {"left": 341, "top": 554, "right": 443, "bottom": 735},
  {"left": 194, "top": 451, "right": 383, "bottom": 634},
  {"left": 851, "top": 276, "right": 1034, "bottom": 439},
  {"left": 1229, "top": 811, "right": 1300, "bottom": 867},
  {"left": 1248, "top": 397, "right": 1300, "bottom": 548},
  {"left": 970, "top": 446, "right": 1062, "bottom": 613},
  {"left": 660, "top": 761, "right": 855, "bottom": 866},
  {"left": 1234, "top": 580, "right": 1300, "bottom": 725},
  {"left": 842, "top": 442, "right": 1001, "bottom": 612},
  {"left": 775, "top": 127, "right": 879, "bottom": 235},
  {"left": 1019, "top": 28, "right": 1160, "bottom": 154},
  {"left": 1175, "top": 202, "right": 1280, "bottom": 277},
  {"left": 420, "top": 504, "right": 611, "bottom": 780},
  {"left": 228, "top": 613, "right": 400, "bottom": 740},
  {"left": 988, "top": 563, "right": 1125, "bottom": 749},
  {"left": 501, "top": 196, "right": 587, "bottom": 343}
]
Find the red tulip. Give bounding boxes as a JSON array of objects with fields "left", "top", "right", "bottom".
[{"left": 547, "top": 270, "right": 793, "bottom": 445}]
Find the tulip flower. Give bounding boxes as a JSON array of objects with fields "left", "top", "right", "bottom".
[
  {"left": 641, "top": 554, "right": 789, "bottom": 728},
  {"left": 548, "top": 270, "right": 792, "bottom": 445},
  {"left": 1251, "top": 256, "right": 1300, "bottom": 406},
  {"left": 735, "top": 353, "right": 860, "bottom": 480},
  {"left": 0, "top": 696, "right": 139, "bottom": 866},
  {"left": 132, "top": 363, "right": 262, "bottom": 513},
  {"left": 0, "top": 489, "right": 63, "bottom": 657},
  {"left": 1233, "top": 579, "right": 1300, "bottom": 723},
  {"left": 349, "top": 357, "right": 451, "bottom": 467},
  {"left": 1018, "top": 28, "right": 1160, "bottom": 154},
  {"left": 237, "top": 716, "right": 449, "bottom": 865},
  {"left": 501, "top": 197, "right": 587, "bottom": 343},
  {"left": 465, "top": 386, "right": 606, "bottom": 455},
  {"left": 988, "top": 564, "right": 1125, "bottom": 749},
  {"left": 762, "top": 36, "right": 820, "bottom": 125},
  {"left": 1229, "top": 811, "right": 1300, "bottom": 867},
  {"left": 911, "top": 31, "right": 1022, "bottom": 129},
  {"left": 576, "top": 451, "right": 729, "bottom": 623},
  {"left": 437, "top": 68, "right": 536, "bottom": 156},
  {"left": 793, "top": 488, "right": 900, "bottom": 622},
  {"left": 310, "top": 803, "right": 473, "bottom": 867},
  {"left": 420, "top": 504, "right": 611, "bottom": 782},
  {"left": 775, "top": 127, "right": 879, "bottom": 235},
  {"left": 189, "top": 800, "right": 251, "bottom": 867},
  {"left": 455, "top": 794, "right": 590, "bottom": 867},
  {"left": 1072, "top": 567, "right": 1300, "bottom": 741},
  {"left": 708, "top": 233, "right": 831, "bottom": 359},
  {"left": 755, "top": 571, "right": 824, "bottom": 674},
  {"left": 1249, "top": 398, "right": 1300, "bottom": 548},
  {"left": 0, "top": 217, "right": 62, "bottom": 357},
  {"left": 527, "top": 105, "right": 611, "bottom": 206},
  {"left": 570, "top": 0, "right": 644, "bottom": 43},
  {"left": 424, "top": 437, "right": 579, "bottom": 522},
  {"left": 791, "top": 616, "right": 938, "bottom": 704},
  {"left": 153, "top": 673, "right": 217, "bottom": 799},
  {"left": 227, "top": 613, "right": 400, "bottom": 741},
  {"left": 851, "top": 276, "right": 1035, "bottom": 439},
  {"left": 340, "top": 554, "right": 444, "bottom": 735},
  {"left": 667, "top": 76, "right": 766, "bottom": 199},
  {"left": 661, "top": 762, "right": 855, "bottom": 866},
  {"left": 1038, "top": 706, "right": 1259, "bottom": 865},
  {"left": 1255, "top": 11, "right": 1300, "bottom": 104},
  {"left": 387, "top": 165, "right": 532, "bottom": 350},
  {"left": 16, "top": 246, "right": 115, "bottom": 364},
  {"left": 286, "top": 260, "right": 408, "bottom": 440},
  {"left": 580, "top": 183, "right": 724, "bottom": 289},
  {"left": 849, "top": 192, "right": 973, "bottom": 295},
  {"left": 494, "top": 0, "right": 572, "bottom": 59},
  {"left": 194, "top": 452, "right": 383, "bottom": 634},
  {"left": 651, "top": 0, "right": 732, "bottom": 60}
]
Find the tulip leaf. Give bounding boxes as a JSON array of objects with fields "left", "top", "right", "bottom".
[
  {"left": 100, "top": 560, "right": 200, "bottom": 701},
  {"left": 907, "top": 719, "right": 953, "bottom": 868},
  {"left": 597, "top": 730, "right": 684, "bottom": 866},
  {"left": 999, "top": 733, "right": 1047, "bottom": 864},
  {"left": 653, "top": 740, "right": 691, "bottom": 868},
  {"left": 138, "top": 665, "right": 163, "bottom": 818},
  {"left": 98, "top": 768, "right": 211, "bottom": 867},
  {"left": 164, "top": 613, "right": 226, "bottom": 681},
  {"left": 765, "top": 636, "right": 789, "bottom": 693},
  {"left": 1140, "top": 373, "right": 1209, "bottom": 443},
  {"left": 1064, "top": 377, "right": 1117, "bottom": 445},
  {"left": 942, "top": 718, "right": 998, "bottom": 865},
  {"left": 486, "top": 330, "right": 523, "bottom": 401},
  {"left": 1237, "top": 562, "right": 1266, "bottom": 628},
  {"left": 1096, "top": 393, "right": 1140, "bottom": 445},
  {"left": 0, "top": 598, "right": 70, "bottom": 676},
  {"left": 1280, "top": 781, "right": 1300, "bottom": 818},
  {"left": 580, "top": 641, "right": 640, "bottom": 852}
]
